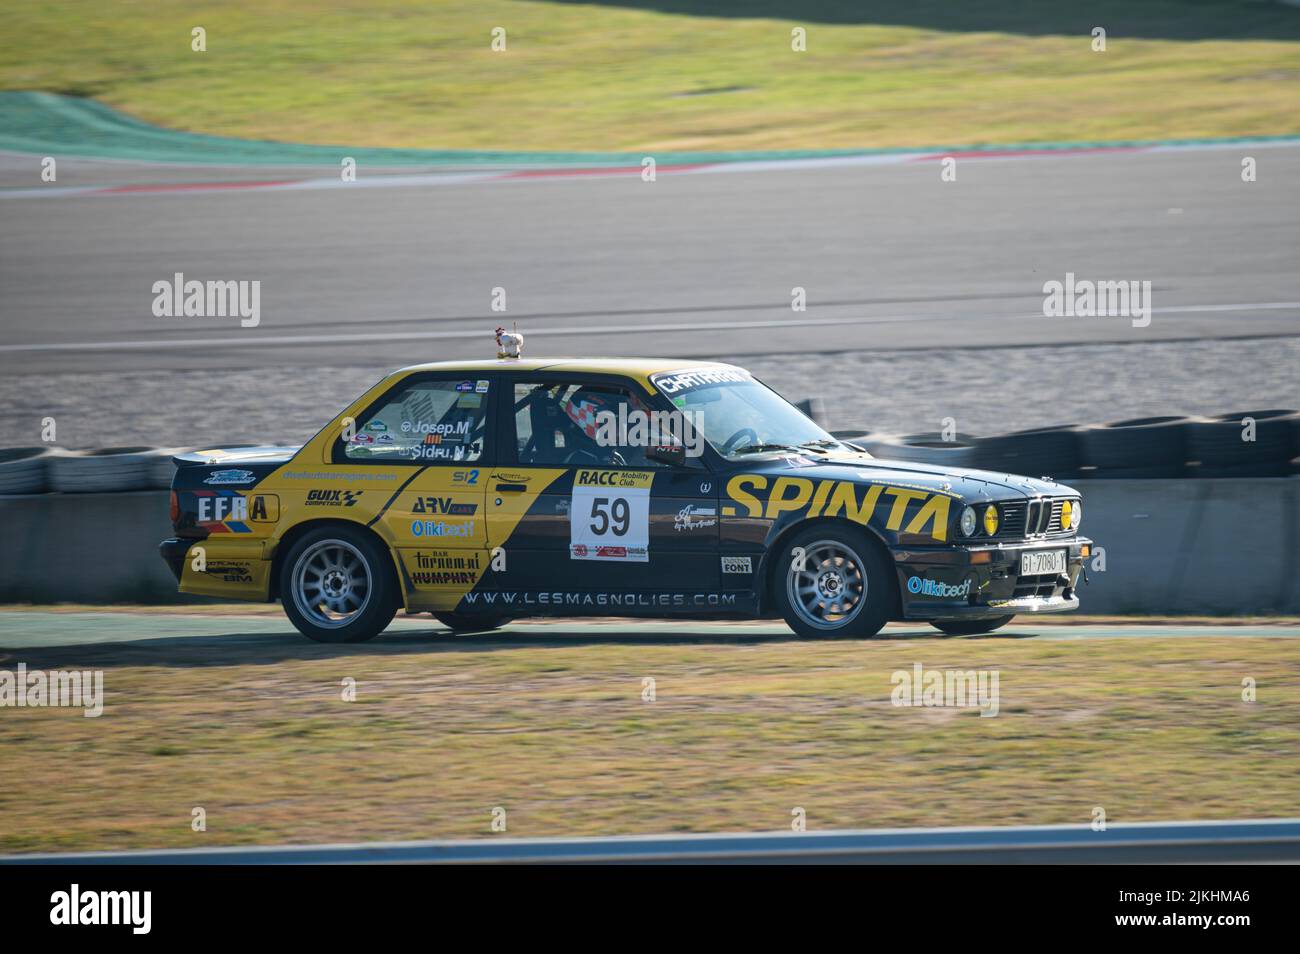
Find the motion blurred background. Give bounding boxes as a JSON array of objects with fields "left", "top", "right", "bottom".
[{"left": 1, "top": 0, "right": 1298, "bottom": 450}]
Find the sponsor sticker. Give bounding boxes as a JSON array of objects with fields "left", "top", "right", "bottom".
[
  {"left": 651, "top": 367, "right": 752, "bottom": 395},
  {"left": 411, "top": 496, "right": 477, "bottom": 516},
  {"left": 455, "top": 381, "right": 475, "bottom": 392},
  {"left": 306, "top": 489, "right": 363, "bottom": 507},
  {"left": 411, "top": 519, "right": 475, "bottom": 538},
  {"left": 907, "top": 576, "right": 972, "bottom": 599},
  {"left": 721, "top": 556, "right": 753, "bottom": 574},
  {"left": 674, "top": 505, "right": 717, "bottom": 531},
  {"left": 475, "top": 380, "right": 490, "bottom": 393},
  {"left": 204, "top": 469, "right": 254, "bottom": 486}
]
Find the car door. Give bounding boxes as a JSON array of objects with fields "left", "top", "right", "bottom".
[
  {"left": 337, "top": 372, "right": 495, "bottom": 611},
  {"left": 479, "top": 374, "right": 720, "bottom": 612}
]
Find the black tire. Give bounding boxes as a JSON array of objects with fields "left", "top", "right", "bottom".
[
  {"left": 279, "top": 526, "right": 398, "bottom": 643},
  {"left": 1187, "top": 409, "right": 1299, "bottom": 474},
  {"left": 433, "top": 611, "right": 510, "bottom": 633},
  {"left": 930, "top": 615, "right": 1015, "bottom": 637},
  {"left": 1078, "top": 416, "right": 1192, "bottom": 476},
  {"left": 773, "top": 524, "right": 896, "bottom": 639},
  {"left": 975, "top": 425, "right": 1084, "bottom": 481}
]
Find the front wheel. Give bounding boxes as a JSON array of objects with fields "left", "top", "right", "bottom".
[
  {"left": 279, "top": 527, "right": 398, "bottom": 643},
  {"left": 433, "top": 611, "right": 510, "bottom": 633},
  {"left": 930, "top": 615, "right": 1015, "bottom": 637},
  {"left": 774, "top": 525, "right": 896, "bottom": 639}
]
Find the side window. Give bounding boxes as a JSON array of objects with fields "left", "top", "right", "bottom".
[
  {"left": 345, "top": 377, "right": 491, "bottom": 463},
  {"left": 512, "top": 380, "right": 694, "bottom": 468}
]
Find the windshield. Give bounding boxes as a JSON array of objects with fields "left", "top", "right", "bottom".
[{"left": 652, "top": 368, "right": 858, "bottom": 459}]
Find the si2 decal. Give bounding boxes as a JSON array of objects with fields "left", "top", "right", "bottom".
[
  {"left": 569, "top": 469, "right": 652, "bottom": 562},
  {"left": 722, "top": 475, "right": 953, "bottom": 542}
]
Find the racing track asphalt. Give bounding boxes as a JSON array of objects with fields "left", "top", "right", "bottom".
[
  {"left": 0, "top": 144, "right": 1297, "bottom": 443},
  {"left": 0, "top": 611, "right": 1295, "bottom": 654}
]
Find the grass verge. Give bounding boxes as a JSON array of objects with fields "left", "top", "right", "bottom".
[
  {"left": 2, "top": 2, "right": 1299, "bottom": 152},
  {"left": 0, "top": 633, "right": 1295, "bottom": 852}
]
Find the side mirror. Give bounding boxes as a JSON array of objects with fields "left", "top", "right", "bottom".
[{"left": 646, "top": 443, "right": 686, "bottom": 467}]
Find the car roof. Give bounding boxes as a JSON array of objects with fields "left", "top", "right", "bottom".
[{"left": 392, "top": 357, "right": 744, "bottom": 387}]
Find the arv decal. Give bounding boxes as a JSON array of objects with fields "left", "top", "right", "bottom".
[{"left": 722, "top": 475, "right": 952, "bottom": 542}]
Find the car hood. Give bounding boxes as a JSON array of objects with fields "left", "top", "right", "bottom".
[{"left": 727, "top": 450, "right": 1076, "bottom": 501}]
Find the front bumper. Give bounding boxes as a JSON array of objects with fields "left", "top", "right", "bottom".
[{"left": 894, "top": 536, "right": 1092, "bottom": 621}]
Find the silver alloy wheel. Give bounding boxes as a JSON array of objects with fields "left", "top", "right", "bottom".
[
  {"left": 291, "top": 539, "right": 373, "bottom": 629},
  {"left": 786, "top": 538, "right": 868, "bottom": 630}
]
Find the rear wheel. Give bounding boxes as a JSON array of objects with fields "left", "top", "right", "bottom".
[
  {"left": 930, "top": 615, "right": 1015, "bottom": 637},
  {"left": 433, "top": 611, "right": 510, "bottom": 633},
  {"left": 774, "top": 525, "right": 895, "bottom": 639},
  {"left": 280, "top": 527, "right": 398, "bottom": 643}
]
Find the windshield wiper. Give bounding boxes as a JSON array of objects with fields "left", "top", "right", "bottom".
[
  {"left": 729, "top": 443, "right": 800, "bottom": 456},
  {"left": 797, "top": 439, "right": 840, "bottom": 454}
]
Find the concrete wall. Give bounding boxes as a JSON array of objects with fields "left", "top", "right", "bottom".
[
  {"left": 1, "top": 481, "right": 1298, "bottom": 612},
  {"left": 1069, "top": 479, "right": 1300, "bottom": 615},
  {"left": 0, "top": 491, "right": 185, "bottom": 603}
]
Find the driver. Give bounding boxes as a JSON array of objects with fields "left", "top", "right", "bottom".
[{"left": 561, "top": 386, "right": 653, "bottom": 465}]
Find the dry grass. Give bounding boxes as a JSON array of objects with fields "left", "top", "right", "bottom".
[
  {"left": 3, "top": 1, "right": 1299, "bottom": 151},
  {"left": 1, "top": 632, "right": 1296, "bottom": 853}
]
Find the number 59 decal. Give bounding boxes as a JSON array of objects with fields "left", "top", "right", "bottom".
[{"left": 570, "top": 470, "right": 652, "bottom": 562}]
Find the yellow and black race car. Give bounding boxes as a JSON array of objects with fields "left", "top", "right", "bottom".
[{"left": 160, "top": 357, "right": 1092, "bottom": 642}]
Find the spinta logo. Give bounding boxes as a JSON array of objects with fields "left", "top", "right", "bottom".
[
  {"left": 722, "top": 475, "right": 952, "bottom": 542},
  {"left": 411, "top": 496, "right": 476, "bottom": 515},
  {"left": 306, "top": 489, "right": 363, "bottom": 507}
]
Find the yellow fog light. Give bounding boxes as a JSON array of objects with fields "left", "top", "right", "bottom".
[
  {"left": 983, "top": 505, "right": 999, "bottom": 536},
  {"left": 1061, "top": 500, "right": 1073, "bottom": 530}
]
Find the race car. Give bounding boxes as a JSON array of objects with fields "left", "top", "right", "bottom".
[{"left": 160, "top": 357, "right": 1092, "bottom": 642}]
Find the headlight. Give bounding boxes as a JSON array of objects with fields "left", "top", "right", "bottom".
[
  {"left": 960, "top": 506, "right": 977, "bottom": 537},
  {"left": 1069, "top": 500, "right": 1081, "bottom": 530},
  {"left": 983, "top": 504, "right": 999, "bottom": 536}
]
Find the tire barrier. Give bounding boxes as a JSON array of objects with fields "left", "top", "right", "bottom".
[
  {"left": 0, "top": 447, "right": 56, "bottom": 495},
  {"left": 828, "top": 410, "right": 1300, "bottom": 479},
  {"left": 857, "top": 432, "right": 982, "bottom": 468},
  {"left": 46, "top": 447, "right": 177, "bottom": 494},
  {"left": 0, "top": 409, "right": 1296, "bottom": 499},
  {"left": 975, "top": 424, "right": 1086, "bottom": 480},
  {"left": 1186, "top": 409, "right": 1300, "bottom": 478},
  {"left": 1076, "top": 416, "right": 1193, "bottom": 478}
]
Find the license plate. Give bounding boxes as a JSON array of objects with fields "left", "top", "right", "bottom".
[{"left": 1020, "top": 549, "right": 1067, "bottom": 576}]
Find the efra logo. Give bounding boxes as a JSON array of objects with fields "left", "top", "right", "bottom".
[
  {"left": 50, "top": 884, "right": 151, "bottom": 934},
  {"left": 194, "top": 490, "right": 252, "bottom": 532}
]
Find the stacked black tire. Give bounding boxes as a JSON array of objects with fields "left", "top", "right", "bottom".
[{"left": 840, "top": 410, "right": 1300, "bottom": 479}]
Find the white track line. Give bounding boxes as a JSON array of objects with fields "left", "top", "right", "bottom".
[{"left": 1, "top": 302, "right": 1295, "bottom": 354}]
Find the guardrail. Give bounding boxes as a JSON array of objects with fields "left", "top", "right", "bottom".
[{"left": 3, "top": 819, "right": 1298, "bottom": 865}]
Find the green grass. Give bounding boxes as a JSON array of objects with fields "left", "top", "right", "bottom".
[
  {"left": 0, "top": 634, "right": 1296, "bottom": 852},
  {"left": 2, "top": 1, "right": 1299, "bottom": 152}
]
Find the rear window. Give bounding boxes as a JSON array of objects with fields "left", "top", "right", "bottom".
[{"left": 345, "top": 377, "right": 490, "bottom": 463}]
